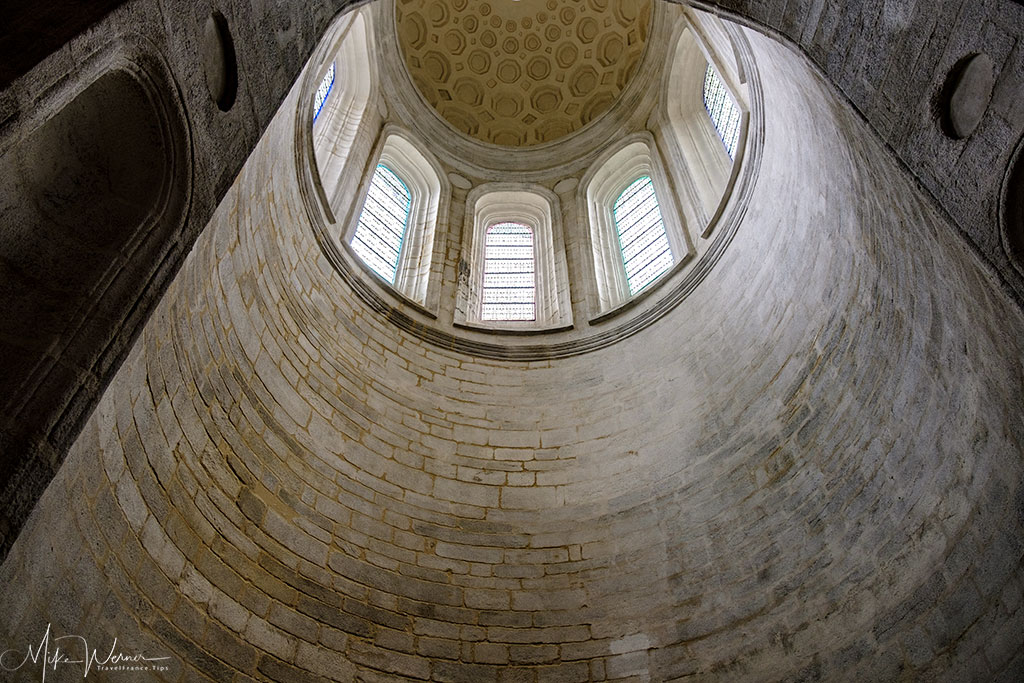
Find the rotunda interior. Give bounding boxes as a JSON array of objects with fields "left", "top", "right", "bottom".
[{"left": 0, "top": 0, "right": 1023, "bottom": 681}]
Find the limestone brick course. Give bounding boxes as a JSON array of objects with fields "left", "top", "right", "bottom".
[{"left": 1, "top": 1, "right": 1023, "bottom": 682}]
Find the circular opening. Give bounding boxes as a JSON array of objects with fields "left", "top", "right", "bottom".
[
  {"left": 938, "top": 52, "right": 994, "bottom": 139},
  {"left": 202, "top": 12, "right": 238, "bottom": 112}
]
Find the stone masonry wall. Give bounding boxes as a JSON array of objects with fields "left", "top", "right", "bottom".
[
  {"left": 4, "top": 0, "right": 1022, "bottom": 582},
  {"left": 689, "top": 0, "right": 1024, "bottom": 302},
  {"left": 1, "top": 21, "right": 1022, "bottom": 683}
]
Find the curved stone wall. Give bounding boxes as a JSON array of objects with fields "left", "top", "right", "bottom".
[
  {"left": 1, "top": 19, "right": 1022, "bottom": 683},
  {"left": 687, "top": 0, "right": 1024, "bottom": 306}
]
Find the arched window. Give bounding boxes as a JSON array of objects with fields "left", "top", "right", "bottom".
[
  {"left": 581, "top": 138, "right": 690, "bottom": 315},
  {"left": 662, "top": 22, "right": 748, "bottom": 237},
  {"left": 613, "top": 176, "right": 673, "bottom": 295},
  {"left": 703, "top": 65, "right": 741, "bottom": 159},
  {"left": 343, "top": 130, "right": 448, "bottom": 310},
  {"left": 312, "top": 61, "right": 336, "bottom": 123},
  {"left": 351, "top": 164, "right": 411, "bottom": 284},
  {"left": 482, "top": 222, "right": 535, "bottom": 321},
  {"left": 455, "top": 187, "right": 571, "bottom": 330},
  {"left": 311, "top": 9, "right": 375, "bottom": 219}
]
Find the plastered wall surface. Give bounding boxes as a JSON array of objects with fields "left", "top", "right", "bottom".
[{"left": 1, "top": 19, "right": 1022, "bottom": 681}]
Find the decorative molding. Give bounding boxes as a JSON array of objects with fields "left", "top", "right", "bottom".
[
  {"left": 395, "top": 0, "right": 652, "bottom": 146},
  {"left": 295, "top": 4, "right": 764, "bottom": 361}
]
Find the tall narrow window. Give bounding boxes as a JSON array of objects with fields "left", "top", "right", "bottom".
[
  {"left": 703, "top": 65, "right": 741, "bottom": 159},
  {"left": 482, "top": 222, "right": 536, "bottom": 321},
  {"left": 351, "top": 164, "right": 411, "bottom": 284},
  {"left": 313, "top": 61, "right": 336, "bottom": 123},
  {"left": 613, "top": 176, "right": 673, "bottom": 295}
]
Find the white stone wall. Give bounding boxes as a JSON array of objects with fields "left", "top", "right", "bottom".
[{"left": 1, "top": 20, "right": 1023, "bottom": 683}]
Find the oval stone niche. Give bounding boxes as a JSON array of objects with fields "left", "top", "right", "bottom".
[{"left": 202, "top": 12, "right": 238, "bottom": 111}]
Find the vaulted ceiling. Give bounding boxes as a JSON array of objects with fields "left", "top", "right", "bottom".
[{"left": 396, "top": 0, "right": 651, "bottom": 146}]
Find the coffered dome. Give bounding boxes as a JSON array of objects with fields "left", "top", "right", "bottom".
[{"left": 396, "top": 0, "right": 652, "bottom": 146}]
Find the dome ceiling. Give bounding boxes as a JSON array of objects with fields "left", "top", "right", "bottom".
[{"left": 396, "top": 0, "right": 652, "bottom": 147}]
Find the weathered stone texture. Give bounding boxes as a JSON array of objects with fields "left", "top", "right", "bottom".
[
  {"left": 0, "top": 2, "right": 1023, "bottom": 682},
  {"left": 688, "top": 0, "right": 1024, "bottom": 302}
]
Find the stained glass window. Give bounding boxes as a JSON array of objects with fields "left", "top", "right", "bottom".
[
  {"left": 613, "top": 176, "right": 673, "bottom": 296},
  {"left": 703, "top": 65, "right": 741, "bottom": 159},
  {"left": 351, "top": 165, "right": 411, "bottom": 284},
  {"left": 313, "top": 62, "right": 336, "bottom": 123},
  {"left": 482, "top": 222, "right": 536, "bottom": 321}
]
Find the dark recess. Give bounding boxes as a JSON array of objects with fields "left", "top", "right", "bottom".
[{"left": 203, "top": 12, "right": 239, "bottom": 112}]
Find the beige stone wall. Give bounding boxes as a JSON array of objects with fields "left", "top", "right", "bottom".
[{"left": 1, "top": 21, "right": 1022, "bottom": 683}]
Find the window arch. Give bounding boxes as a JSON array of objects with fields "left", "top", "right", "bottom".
[
  {"left": 351, "top": 164, "right": 411, "bottom": 284},
  {"left": 613, "top": 176, "right": 673, "bottom": 295},
  {"left": 703, "top": 65, "right": 741, "bottom": 158},
  {"left": 662, "top": 17, "right": 749, "bottom": 237},
  {"left": 343, "top": 129, "right": 448, "bottom": 311},
  {"left": 455, "top": 187, "right": 572, "bottom": 331},
  {"left": 312, "top": 9, "right": 376, "bottom": 219},
  {"left": 581, "top": 138, "right": 692, "bottom": 315},
  {"left": 482, "top": 222, "right": 536, "bottom": 321}
]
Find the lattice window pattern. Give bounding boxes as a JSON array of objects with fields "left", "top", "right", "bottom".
[
  {"left": 613, "top": 176, "right": 673, "bottom": 295},
  {"left": 703, "top": 65, "right": 741, "bottom": 159},
  {"left": 313, "top": 62, "right": 336, "bottom": 123},
  {"left": 351, "top": 164, "right": 411, "bottom": 284},
  {"left": 482, "top": 222, "right": 536, "bottom": 321}
]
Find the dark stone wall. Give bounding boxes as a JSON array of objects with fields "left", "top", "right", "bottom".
[
  {"left": 0, "top": 0, "right": 126, "bottom": 89},
  {"left": 0, "top": 0, "right": 366, "bottom": 557}
]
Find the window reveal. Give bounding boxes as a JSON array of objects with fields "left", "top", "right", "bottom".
[{"left": 703, "top": 65, "right": 741, "bottom": 159}]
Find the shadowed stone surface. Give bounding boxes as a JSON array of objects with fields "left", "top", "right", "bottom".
[{"left": 944, "top": 53, "right": 996, "bottom": 139}]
